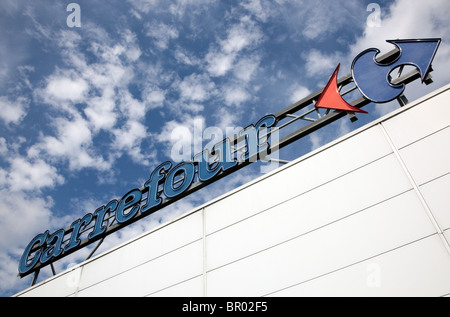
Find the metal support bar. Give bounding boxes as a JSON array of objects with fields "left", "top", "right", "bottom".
[
  {"left": 31, "top": 269, "right": 40, "bottom": 286},
  {"left": 396, "top": 65, "right": 405, "bottom": 79},
  {"left": 86, "top": 237, "right": 105, "bottom": 261},
  {"left": 347, "top": 112, "right": 358, "bottom": 122},
  {"left": 315, "top": 108, "right": 322, "bottom": 119},
  {"left": 340, "top": 85, "right": 358, "bottom": 96},
  {"left": 50, "top": 263, "right": 56, "bottom": 276},
  {"left": 265, "top": 158, "right": 290, "bottom": 164},
  {"left": 397, "top": 94, "right": 409, "bottom": 107}
]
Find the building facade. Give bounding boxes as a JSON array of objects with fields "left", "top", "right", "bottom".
[{"left": 16, "top": 84, "right": 450, "bottom": 297}]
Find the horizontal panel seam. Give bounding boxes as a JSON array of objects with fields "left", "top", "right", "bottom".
[
  {"left": 396, "top": 124, "right": 450, "bottom": 151},
  {"left": 76, "top": 238, "right": 203, "bottom": 294},
  {"left": 262, "top": 233, "right": 438, "bottom": 297},
  {"left": 206, "top": 151, "right": 395, "bottom": 236},
  {"left": 144, "top": 274, "right": 203, "bottom": 297},
  {"left": 206, "top": 188, "right": 415, "bottom": 274},
  {"left": 417, "top": 170, "right": 450, "bottom": 188},
  {"left": 380, "top": 123, "right": 450, "bottom": 256}
]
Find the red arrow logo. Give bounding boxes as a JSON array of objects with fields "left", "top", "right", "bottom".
[{"left": 315, "top": 64, "right": 367, "bottom": 114}]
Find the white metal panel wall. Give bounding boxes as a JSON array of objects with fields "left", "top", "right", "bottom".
[
  {"left": 77, "top": 211, "right": 203, "bottom": 296},
  {"left": 383, "top": 86, "right": 450, "bottom": 250},
  {"left": 204, "top": 125, "right": 393, "bottom": 235},
  {"left": 16, "top": 84, "right": 450, "bottom": 297},
  {"left": 269, "top": 235, "right": 450, "bottom": 297},
  {"left": 18, "top": 211, "right": 205, "bottom": 297}
]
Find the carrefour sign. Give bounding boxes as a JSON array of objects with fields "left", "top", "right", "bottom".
[{"left": 19, "top": 38, "right": 441, "bottom": 278}]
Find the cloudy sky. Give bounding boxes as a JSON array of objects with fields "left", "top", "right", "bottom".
[{"left": 1, "top": 0, "right": 450, "bottom": 296}]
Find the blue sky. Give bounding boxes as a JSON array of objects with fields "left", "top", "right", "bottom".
[{"left": 1, "top": 0, "right": 450, "bottom": 296}]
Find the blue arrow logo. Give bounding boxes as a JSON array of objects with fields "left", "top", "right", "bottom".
[{"left": 352, "top": 38, "right": 441, "bottom": 103}]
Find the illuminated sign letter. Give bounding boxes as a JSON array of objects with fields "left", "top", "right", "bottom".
[
  {"left": 164, "top": 162, "right": 195, "bottom": 198},
  {"left": 115, "top": 189, "right": 142, "bottom": 224},
  {"left": 239, "top": 115, "right": 276, "bottom": 162},
  {"left": 193, "top": 149, "right": 219, "bottom": 182},
  {"left": 194, "top": 138, "right": 237, "bottom": 182},
  {"left": 40, "top": 229, "right": 65, "bottom": 264},
  {"left": 141, "top": 162, "right": 172, "bottom": 213},
  {"left": 19, "top": 231, "right": 49, "bottom": 275},
  {"left": 65, "top": 214, "right": 94, "bottom": 253},
  {"left": 89, "top": 201, "right": 118, "bottom": 240}
]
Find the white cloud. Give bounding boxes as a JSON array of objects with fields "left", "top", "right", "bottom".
[
  {"left": 213, "top": 107, "right": 239, "bottom": 132},
  {"left": 57, "top": 30, "right": 82, "bottom": 50},
  {"left": 241, "top": 0, "right": 273, "bottom": 23},
  {"left": 30, "top": 24, "right": 158, "bottom": 172},
  {"left": 157, "top": 115, "right": 205, "bottom": 162},
  {"left": 233, "top": 55, "right": 260, "bottom": 83},
  {"left": 168, "top": 0, "right": 217, "bottom": 17},
  {"left": 178, "top": 73, "right": 216, "bottom": 102},
  {"left": 0, "top": 96, "right": 28, "bottom": 125},
  {"left": 118, "top": 90, "right": 147, "bottom": 119},
  {"left": 206, "top": 16, "right": 263, "bottom": 77},
  {"left": 45, "top": 76, "right": 89, "bottom": 103},
  {"left": 143, "top": 86, "right": 166, "bottom": 109},
  {"left": 127, "top": 0, "right": 160, "bottom": 14},
  {"left": 206, "top": 52, "right": 235, "bottom": 77},
  {"left": 113, "top": 120, "right": 153, "bottom": 166},
  {"left": 0, "top": 251, "right": 25, "bottom": 294},
  {"left": 174, "top": 47, "right": 201, "bottom": 66},
  {"left": 223, "top": 85, "right": 251, "bottom": 106},
  {"left": 220, "top": 19, "right": 262, "bottom": 54},
  {"left": 309, "top": 133, "right": 323, "bottom": 151},
  {"left": 0, "top": 138, "right": 7, "bottom": 155},
  {"left": 5, "top": 157, "right": 64, "bottom": 192},
  {"left": 288, "top": 84, "right": 311, "bottom": 104},
  {"left": 121, "top": 29, "right": 142, "bottom": 62},
  {"left": 242, "top": 0, "right": 363, "bottom": 41},
  {"left": 0, "top": 2, "right": 48, "bottom": 88},
  {"left": 29, "top": 114, "right": 111, "bottom": 172},
  {"left": 303, "top": 50, "right": 344, "bottom": 78},
  {"left": 145, "top": 22, "right": 179, "bottom": 50},
  {"left": 0, "top": 188, "right": 66, "bottom": 295},
  {"left": 83, "top": 91, "right": 117, "bottom": 132}
]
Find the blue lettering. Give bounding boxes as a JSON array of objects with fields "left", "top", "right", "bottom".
[
  {"left": 212, "top": 138, "right": 237, "bottom": 170},
  {"left": 18, "top": 115, "right": 278, "bottom": 276},
  {"left": 89, "top": 200, "right": 118, "bottom": 240},
  {"left": 115, "top": 189, "right": 142, "bottom": 224},
  {"left": 142, "top": 162, "right": 172, "bottom": 213},
  {"left": 255, "top": 115, "right": 276, "bottom": 155},
  {"left": 65, "top": 214, "right": 94, "bottom": 253},
  {"left": 239, "top": 115, "right": 276, "bottom": 161},
  {"left": 193, "top": 149, "right": 220, "bottom": 182},
  {"left": 163, "top": 162, "right": 195, "bottom": 198},
  {"left": 40, "top": 229, "right": 65, "bottom": 264},
  {"left": 194, "top": 138, "right": 237, "bottom": 182},
  {"left": 19, "top": 231, "right": 49, "bottom": 275}
]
